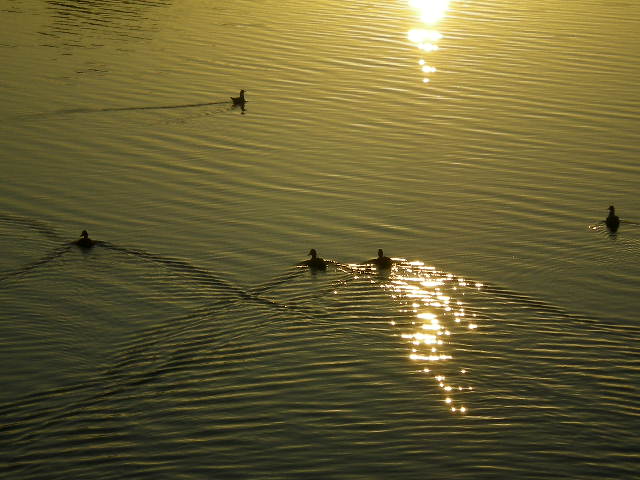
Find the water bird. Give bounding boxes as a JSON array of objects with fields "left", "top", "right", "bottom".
[
  {"left": 74, "top": 230, "right": 95, "bottom": 248},
  {"left": 606, "top": 205, "right": 620, "bottom": 232},
  {"left": 367, "top": 249, "right": 393, "bottom": 269},
  {"left": 231, "top": 89, "right": 246, "bottom": 106},
  {"left": 301, "top": 249, "right": 327, "bottom": 270}
]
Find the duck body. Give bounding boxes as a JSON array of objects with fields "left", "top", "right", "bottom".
[
  {"left": 367, "top": 249, "right": 393, "bottom": 269},
  {"left": 302, "top": 248, "right": 327, "bottom": 270},
  {"left": 74, "top": 230, "right": 95, "bottom": 248},
  {"left": 231, "top": 89, "right": 246, "bottom": 106},
  {"left": 606, "top": 205, "right": 620, "bottom": 232}
]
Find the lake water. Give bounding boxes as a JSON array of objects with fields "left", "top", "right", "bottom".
[{"left": 1, "top": 0, "right": 639, "bottom": 478}]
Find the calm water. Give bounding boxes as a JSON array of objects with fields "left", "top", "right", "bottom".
[{"left": 1, "top": 0, "right": 639, "bottom": 478}]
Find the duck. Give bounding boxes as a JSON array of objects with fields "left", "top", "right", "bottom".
[
  {"left": 367, "top": 249, "right": 393, "bottom": 269},
  {"left": 302, "top": 248, "right": 327, "bottom": 270},
  {"left": 74, "top": 230, "right": 95, "bottom": 248},
  {"left": 231, "top": 89, "right": 246, "bottom": 106},
  {"left": 605, "top": 205, "right": 620, "bottom": 232}
]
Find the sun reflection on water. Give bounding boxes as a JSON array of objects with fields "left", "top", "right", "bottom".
[
  {"left": 407, "top": 0, "right": 451, "bottom": 83},
  {"left": 353, "top": 259, "right": 482, "bottom": 414}
]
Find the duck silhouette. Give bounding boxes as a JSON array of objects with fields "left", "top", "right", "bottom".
[
  {"left": 367, "top": 249, "right": 393, "bottom": 269},
  {"left": 231, "top": 89, "right": 246, "bottom": 106},
  {"left": 74, "top": 230, "right": 95, "bottom": 248},
  {"left": 301, "top": 249, "right": 327, "bottom": 270},
  {"left": 605, "top": 205, "right": 620, "bottom": 232}
]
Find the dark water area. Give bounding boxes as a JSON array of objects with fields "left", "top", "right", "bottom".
[{"left": 2, "top": 0, "right": 640, "bottom": 478}]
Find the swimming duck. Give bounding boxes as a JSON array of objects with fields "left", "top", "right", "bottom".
[
  {"left": 231, "top": 89, "right": 246, "bottom": 106},
  {"left": 606, "top": 205, "right": 620, "bottom": 232},
  {"left": 367, "top": 249, "right": 393, "bottom": 269},
  {"left": 302, "top": 248, "right": 327, "bottom": 270},
  {"left": 74, "top": 230, "right": 95, "bottom": 248}
]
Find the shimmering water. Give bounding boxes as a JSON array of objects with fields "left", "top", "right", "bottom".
[{"left": 1, "top": 0, "right": 639, "bottom": 478}]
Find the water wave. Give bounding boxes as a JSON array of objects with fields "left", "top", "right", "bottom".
[{"left": 1, "top": 214, "right": 638, "bottom": 479}]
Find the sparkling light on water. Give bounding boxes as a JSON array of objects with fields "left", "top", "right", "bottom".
[
  {"left": 409, "top": 0, "right": 449, "bottom": 24},
  {"left": 379, "top": 260, "right": 480, "bottom": 414},
  {"left": 407, "top": 0, "right": 451, "bottom": 83}
]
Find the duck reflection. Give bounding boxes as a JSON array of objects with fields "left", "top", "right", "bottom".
[
  {"left": 299, "top": 248, "right": 327, "bottom": 271},
  {"left": 590, "top": 205, "right": 624, "bottom": 236},
  {"left": 231, "top": 89, "right": 247, "bottom": 113},
  {"left": 365, "top": 249, "right": 393, "bottom": 270},
  {"left": 605, "top": 205, "right": 620, "bottom": 232},
  {"left": 74, "top": 230, "right": 96, "bottom": 248}
]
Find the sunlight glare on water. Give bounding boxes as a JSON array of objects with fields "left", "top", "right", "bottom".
[
  {"left": 407, "top": 0, "right": 450, "bottom": 82},
  {"left": 1, "top": 0, "right": 640, "bottom": 478},
  {"left": 358, "top": 260, "right": 482, "bottom": 415}
]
